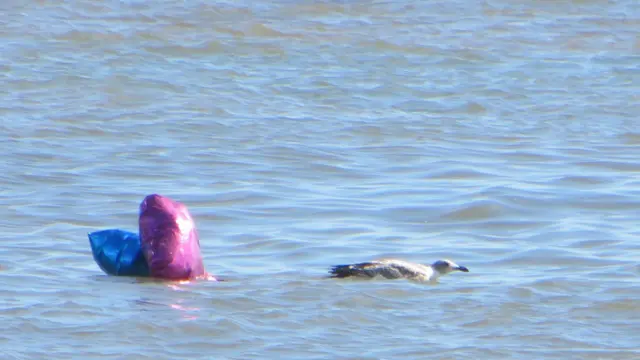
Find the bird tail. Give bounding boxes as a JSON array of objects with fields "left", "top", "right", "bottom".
[{"left": 329, "top": 262, "right": 374, "bottom": 278}]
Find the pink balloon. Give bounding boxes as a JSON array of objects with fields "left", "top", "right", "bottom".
[{"left": 139, "top": 194, "right": 206, "bottom": 280}]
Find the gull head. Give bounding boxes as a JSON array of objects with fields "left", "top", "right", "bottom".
[{"left": 431, "top": 259, "right": 469, "bottom": 275}]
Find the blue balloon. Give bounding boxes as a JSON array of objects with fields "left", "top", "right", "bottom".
[{"left": 88, "top": 229, "right": 150, "bottom": 277}]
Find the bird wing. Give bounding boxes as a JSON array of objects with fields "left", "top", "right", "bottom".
[
  {"left": 356, "top": 262, "right": 403, "bottom": 279},
  {"left": 330, "top": 259, "right": 431, "bottom": 280},
  {"left": 357, "top": 260, "right": 425, "bottom": 279},
  {"left": 377, "top": 259, "right": 432, "bottom": 279}
]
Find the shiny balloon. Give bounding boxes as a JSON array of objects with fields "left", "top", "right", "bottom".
[
  {"left": 139, "top": 194, "right": 206, "bottom": 280},
  {"left": 88, "top": 229, "right": 150, "bottom": 277}
]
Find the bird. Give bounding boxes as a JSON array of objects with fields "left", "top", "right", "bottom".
[{"left": 329, "top": 259, "right": 469, "bottom": 282}]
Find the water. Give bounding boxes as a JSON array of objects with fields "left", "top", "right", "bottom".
[{"left": 1, "top": 0, "right": 640, "bottom": 359}]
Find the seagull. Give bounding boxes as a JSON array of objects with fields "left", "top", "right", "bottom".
[{"left": 329, "top": 259, "right": 469, "bottom": 282}]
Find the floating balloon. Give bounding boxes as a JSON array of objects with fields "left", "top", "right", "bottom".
[
  {"left": 139, "top": 194, "right": 206, "bottom": 280},
  {"left": 88, "top": 229, "right": 150, "bottom": 277}
]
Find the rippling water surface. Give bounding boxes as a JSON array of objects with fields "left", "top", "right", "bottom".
[{"left": 1, "top": 0, "right": 640, "bottom": 359}]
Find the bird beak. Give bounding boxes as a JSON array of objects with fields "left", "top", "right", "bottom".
[{"left": 456, "top": 265, "right": 469, "bottom": 272}]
